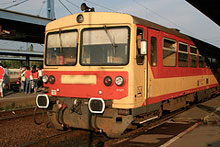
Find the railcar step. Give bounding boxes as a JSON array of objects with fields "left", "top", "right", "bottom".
[{"left": 138, "top": 116, "right": 159, "bottom": 124}]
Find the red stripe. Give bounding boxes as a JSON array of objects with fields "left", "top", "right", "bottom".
[
  {"left": 44, "top": 71, "right": 128, "bottom": 100},
  {"left": 145, "top": 83, "right": 219, "bottom": 105}
]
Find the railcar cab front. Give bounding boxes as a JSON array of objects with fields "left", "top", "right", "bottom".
[{"left": 35, "top": 12, "right": 220, "bottom": 138}]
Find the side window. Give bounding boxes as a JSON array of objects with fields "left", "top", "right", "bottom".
[
  {"left": 136, "top": 28, "right": 144, "bottom": 65},
  {"left": 150, "top": 37, "right": 157, "bottom": 66},
  {"left": 198, "top": 51, "right": 205, "bottom": 68},
  {"left": 163, "top": 38, "right": 177, "bottom": 67},
  {"left": 212, "top": 58, "right": 218, "bottom": 67},
  {"left": 190, "top": 46, "right": 197, "bottom": 68},
  {"left": 178, "top": 42, "right": 188, "bottom": 67},
  {"left": 206, "top": 57, "right": 212, "bottom": 68}
]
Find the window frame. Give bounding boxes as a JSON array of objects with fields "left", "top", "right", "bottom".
[
  {"left": 45, "top": 29, "right": 78, "bottom": 66},
  {"left": 162, "top": 37, "right": 177, "bottom": 67},
  {"left": 80, "top": 26, "right": 130, "bottom": 66},
  {"left": 136, "top": 27, "right": 145, "bottom": 65},
  {"left": 198, "top": 50, "right": 205, "bottom": 68},
  {"left": 178, "top": 42, "right": 188, "bottom": 67},
  {"left": 150, "top": 36, "right": 157, "bottom": 67},
  {"left": 189, "top": 45, "right": 198, "bottom": 68}
]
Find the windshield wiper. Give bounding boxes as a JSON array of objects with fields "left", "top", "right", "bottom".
[{"left": 104, "top": 25, "right": 117, "bottom": 56}]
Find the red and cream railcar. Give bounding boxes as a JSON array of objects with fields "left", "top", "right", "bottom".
[{"left": 36, "top": 12, "right": 220, "bottom": 138}]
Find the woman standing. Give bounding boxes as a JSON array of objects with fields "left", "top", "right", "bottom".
[
  {"left": 25, "top": 66, "right": 32, "bottom": 94},
  {"left": 37, "top": 66, "right": 43, "bottom": 88},
  {"left": 0, "top": 63, "right": 5, "bottom": 97},
  {"left": 20, "top": 66, "right": 26, "bottom": 92},
  {"left": 32, "top": 66, "right": 38, "bottom": 94}
]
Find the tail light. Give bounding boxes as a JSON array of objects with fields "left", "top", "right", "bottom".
[
  {"left": 104, "top": 76, "right": 112, "bottom": 86},
  {"left": 48, "top": 75, "right": 55, "bottom": 84}
]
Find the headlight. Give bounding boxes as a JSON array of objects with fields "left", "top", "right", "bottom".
[
  {"left": 104, "top": 76, "right": 112, "bottom": 86},
  {"left": 115, "top": 76, "right": 124, "bottom": 86},
  {"left": 76, "top": 14, "right": 84, "bottom": 23},
  {"left": 42, "top": 75, "right": 49, "bottom": 83}
]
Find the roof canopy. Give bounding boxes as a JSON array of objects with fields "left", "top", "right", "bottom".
[
  {"left": 186, "top": 0, "right": 220, "bottom": 26},
  {"left": 0, "top": 8, "right": 52, "bottom": 44}
]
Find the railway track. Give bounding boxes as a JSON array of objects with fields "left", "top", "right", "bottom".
[
  {"left": 17, "top": 130, "right": 76, "bottom": 147},
  {"left": 17, "top": 128, "right": 107, "bottom": 147},
  {"left": 0, "top": 107, "right": 34, "bottom": 121},
  {"left": 105, "top": 108, "right": 187, "bottom": 146},
  {"left": 107, "top": 96, "right": 220, "bottom": 146},
  {"left": 16, "top": 107, "right": 188, "bottom": 147},
  {"left": 0, "top": 107, "right": 43, "bottom": 122},
  {"left": 3, "top": 96, "right": 217, "bottom": 147}
]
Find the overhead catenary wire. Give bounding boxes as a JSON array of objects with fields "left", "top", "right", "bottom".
[
  {"left": 132, "top": 0, "right": 217, "bottom": 46},
  {"left": 84, "top": 0, "right": 117, "bottom": 12},
  {"left": 0, "top": 0, "right": 23, "bottom": 6},
  {"left": 4, "top": 0, "right": 30, "bottom": 9},
  {"left": 58, "top": 0, "right": 73, "bottom": 15},
  {"left": 1, "top": 0, "right": 219, "bottom": 47},
  {"left": 64, "top": 0, "right": 81, "bottom": 9},
  {"left": 133, "top": 0, "right": 187, "bottom": 29},
  {"left": 37, "top": 0, "right": 46, "bottom": 16}
]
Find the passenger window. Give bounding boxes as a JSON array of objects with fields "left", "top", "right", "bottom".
[
  {"left": 206, "top": 57, "right": 212, "bottom": 68},
  {"left": 212, "top": 58, "right": 218, "bottom": 67},
  {"left": 190, "top": 46, "right": 197, "bottom": 68},
  {"left": 163, "top": 38, "right": 176, "bottom": 67},
  {"left": 150, "top": 37, "right": 157, "bottom": 66},
  {"left": 178, "top": 43, "right": 188, "bottom": 67},
  {"left": 136, "top": 28, "right": 144, "bottom": 65},
  {"left": 198, "top": 51, "right": 205, "bottom": 68}
]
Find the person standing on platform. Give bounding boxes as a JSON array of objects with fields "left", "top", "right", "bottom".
[
  {"left": 25, "top": 66, "right": 32, "bottom": 94},
  {"left": 0, "top": 63, "right": 5, "bottom": 97},
  {"left": 32, "top": 66, "right": 38, "bottom": 94},
  {"left": 37, "top": 66, "right": 43, "bottom": 88},
  {"left": 3, "top": 65, "right": 10, "bottom": 90},
  {"left": 20, "top": 66, "right": 26, "bottom": 92}
]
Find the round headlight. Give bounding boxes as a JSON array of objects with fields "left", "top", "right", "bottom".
[
  {"left": 104, "top": 76, "right": 112, "bottom": 86},
  {"left": 48, "top": 75, "right": 55, "bottom": 84},
  {"left": 76, "top": 14, "right": 84, "bottom": 23},
  {"left": 42, "top": 75, "right": 49, "bottom": 83},
  {"left": 115, "top": 76, "right": 124, "bottom": 86}
]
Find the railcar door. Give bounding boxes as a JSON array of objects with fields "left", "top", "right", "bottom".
[
  {"left": 136, "top": 25, "right": 148, "bottom": 105},
  {"left": 147, "top": 28, "right": 160, "bottom": 108}
]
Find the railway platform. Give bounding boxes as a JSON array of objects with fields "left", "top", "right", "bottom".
[
  {"left": 163, "top": 96, "right": 220, "bottom": 147},
  {"left": 117, "top": 95, "right": 220, "bottom": 147},
  {"left": 0, "top": 92, "right": 37, "bottom": 111}
]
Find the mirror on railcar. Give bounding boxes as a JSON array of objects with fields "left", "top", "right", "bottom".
[
  {"left": 136, "top": 28, "right": 147, "bottom": 65},
  {"left": 140, "top": 40, "right": 147, "bottom": 55}
]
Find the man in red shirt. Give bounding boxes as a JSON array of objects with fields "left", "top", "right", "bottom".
[
  {"left": 25, "top": 66, "right": 32, "bottom": 94},
  {"left": 0, "top": 63, "right": 5, "bottom": 97},
  {"left": 32, "top": 66, "right": 38, "bottom": 93}
]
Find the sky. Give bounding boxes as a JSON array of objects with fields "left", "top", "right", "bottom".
[{"left": 0, "top": 0, "right": 220, "bottom": 51}]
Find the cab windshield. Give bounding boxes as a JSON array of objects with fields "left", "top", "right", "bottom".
[
  {"left": 80, "top": 27, "right": 130, "bottom": 66},
  {"left": 46, "top": 30, "right": 78, "bottom": 66}
]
